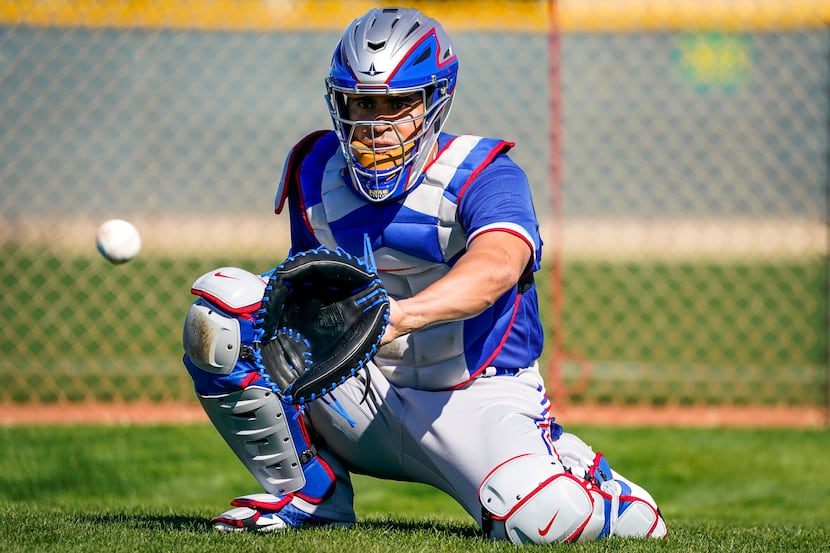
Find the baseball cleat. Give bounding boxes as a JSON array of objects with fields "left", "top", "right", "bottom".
[{"left": 210, "top": 494, "right": 352, "bottom": 532}]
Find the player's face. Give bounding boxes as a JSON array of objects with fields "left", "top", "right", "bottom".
[{"left": 345, "top": 92, "right": 425, "bottom": 148}]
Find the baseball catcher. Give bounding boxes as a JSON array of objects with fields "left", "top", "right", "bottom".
[{"left": 183, "top": 6, "right": 666, "bottom": 544}]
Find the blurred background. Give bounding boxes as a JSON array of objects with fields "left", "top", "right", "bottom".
[{"left": 1, "top": 0, "right": 828, "bottom": 425}]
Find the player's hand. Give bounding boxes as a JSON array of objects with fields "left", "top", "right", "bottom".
[{"left": 380, "top": 297, "right": 404, "bottom": 345}]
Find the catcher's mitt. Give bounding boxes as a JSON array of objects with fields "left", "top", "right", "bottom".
[{"left": 256, "top": 247, "right": 389, "bottom": 405}]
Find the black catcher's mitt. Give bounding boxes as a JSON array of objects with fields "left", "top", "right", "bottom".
[{"left": 256, "top": 247, "right": 389, "bottom": 405}]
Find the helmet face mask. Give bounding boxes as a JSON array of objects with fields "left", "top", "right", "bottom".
[{"left": 325, "top": 8, "right": 458, "bottom": 203}]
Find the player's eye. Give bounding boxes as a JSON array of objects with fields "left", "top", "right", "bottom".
[
  {"left": 393, "top": 95, "right": 420, "bottom": 110},
  {"left": 355, "top": 99, "right": 374, "bottom": 109}
]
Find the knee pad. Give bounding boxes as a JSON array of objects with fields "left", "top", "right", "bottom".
[
  {"left": 478, "top": 453, "right": 667, "bottom": 545},
  {"left": 182, "top": 266, "right": 266, "bottom": 375},
  {"left": 479, "top": 454, "right": 596, "bottom": 544},
  {"left": 182, "top": 266, "right": 269, "bottom": 396}
]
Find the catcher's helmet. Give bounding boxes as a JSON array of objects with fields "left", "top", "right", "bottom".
[{"left": 325, "top": 7, "right": 458, "bottom": 203}]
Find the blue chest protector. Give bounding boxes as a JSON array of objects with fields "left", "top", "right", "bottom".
[{"left": 276, "top": 131, "right": 544, "bottom": 390}]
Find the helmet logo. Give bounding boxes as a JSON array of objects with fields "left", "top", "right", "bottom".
[
  {"left": 360, "top": 63, "right": 383, "bottom": 77},
  {"left": 368, "top": 188, "right": 390, "bottom": 200}
]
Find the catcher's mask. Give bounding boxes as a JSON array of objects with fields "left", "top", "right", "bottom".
[{"left": 325, "top": 7, "right": 458, "bottom": 203}]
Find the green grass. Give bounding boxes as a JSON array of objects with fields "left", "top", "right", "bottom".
[{"left": 0, "top": 424, "right": 828, "bottom": 552}]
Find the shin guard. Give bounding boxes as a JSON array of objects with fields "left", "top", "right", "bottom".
[
  {"left": 183, "top": 266, "right": 334, "bottom": 502},
  {"left": 199, "top": 385, "right": 306, "bottom": 496},
  {"left": 479, "top": 452, "right": 667, "bottom": 545}
]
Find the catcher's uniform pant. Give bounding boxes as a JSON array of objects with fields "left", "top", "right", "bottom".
[{"left": 298, "top": 362, "right": 646, "bottom": 527}]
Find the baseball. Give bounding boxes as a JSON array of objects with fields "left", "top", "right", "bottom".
[{"left": 96, "top": 219, "right": 141, "bottom": 264}]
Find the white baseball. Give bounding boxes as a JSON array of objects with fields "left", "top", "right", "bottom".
[{"left": 96, "top": 219, "right": 141, "bottom": 264}]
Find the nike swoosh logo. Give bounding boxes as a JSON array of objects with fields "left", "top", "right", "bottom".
[
  {"left": 213, "top": 271, "right": 238, "bottom": 279},
  {"left": 538, "top": 510, "right": 560, "bottom": 537}
]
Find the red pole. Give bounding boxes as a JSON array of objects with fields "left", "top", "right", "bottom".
[{"left": 547, "top": 0, "right": 566, "bottom": 408}]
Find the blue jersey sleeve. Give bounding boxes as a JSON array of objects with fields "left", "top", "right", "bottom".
[{"left": 457, "top": 153, "right": 543, "bottom": 270}]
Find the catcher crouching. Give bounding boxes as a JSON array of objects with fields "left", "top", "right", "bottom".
[{"left": 181, "top": 7, "right": 667, "bottom": 545}]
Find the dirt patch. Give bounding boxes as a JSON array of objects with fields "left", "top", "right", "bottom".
[
  {"left": 2, "top": 401, "right": 825, "bottom": 428},
  {"left": 554, "top": 403, "right": 827, "bottom": 428}
]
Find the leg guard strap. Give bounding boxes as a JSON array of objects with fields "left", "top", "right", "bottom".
[
  {"left": 583, "top": 452, "right": 667, "bottom": 540},
  {"left": 582, "top": 478, "right": 667, "bottom": 540}
]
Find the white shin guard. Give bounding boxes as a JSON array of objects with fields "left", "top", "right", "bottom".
[
  {"left": 479, "top": 453, "right": 666, "bottom": 545},
  {"left": 479, "top": 454, "right": 593, "bottom": 544},
  {"left": 199, "top": 385, "right": 306, "bottom": 496}
]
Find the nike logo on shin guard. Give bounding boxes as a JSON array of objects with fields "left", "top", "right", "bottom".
[{"left": 537, "top": 510, "right": 560, "bottom": 537}]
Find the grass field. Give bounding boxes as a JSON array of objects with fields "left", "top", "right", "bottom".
[
  {"left": 0, "top": 423, "right": 828, "bottom": 552},
  {"left": 1, "top": 248, "right": 826, "bottom": 406}
]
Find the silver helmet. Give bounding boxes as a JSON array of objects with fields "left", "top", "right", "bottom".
[{"left": 325, "top": 7, "right": 459, "bottom": 203}]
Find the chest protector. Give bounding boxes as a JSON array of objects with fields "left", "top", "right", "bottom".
[{"left": 288, "top": 132, "right": 518, "bottom": 390}]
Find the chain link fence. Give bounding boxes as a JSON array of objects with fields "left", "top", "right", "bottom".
[{"left": 1, "top": 1, "right": 828, "bottom": 423}]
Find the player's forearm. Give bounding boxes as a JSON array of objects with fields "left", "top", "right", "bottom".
[
  {"left": 399, "top": 256, "right": 513, "bottom": 326},
  {"left": 385, "top": 231, "right": 531, "bottom": 340}
]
